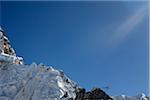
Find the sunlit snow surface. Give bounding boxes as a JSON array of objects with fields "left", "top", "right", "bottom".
[
  {"left": 0, "top": 63, "right": 78, "bottom": 100},
  {"left": 112, "top": 94, "right": 150, "bottom": 100}
]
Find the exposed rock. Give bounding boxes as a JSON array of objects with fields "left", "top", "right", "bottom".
[
  {"left": 75, "top": 88, "right": 113, "bottom": 100},
  {"left": 0, "top": 27, "right": 23, "bottom": 65}
]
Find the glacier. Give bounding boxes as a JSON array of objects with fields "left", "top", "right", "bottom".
[{"left": 0, "top": 63, "right": 78, "bottom": 100}]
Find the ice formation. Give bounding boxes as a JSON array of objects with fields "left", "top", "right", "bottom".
[{"left": 0, "top": 63, "right": 79, "bottom": 100}]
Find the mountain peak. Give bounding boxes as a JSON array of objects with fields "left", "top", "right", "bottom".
[
  {"left": 0, "top": 27, "right": 23, "bottom": 65},
  {"left": 112, "top": 93, "right": 149, "bottom": 100}
]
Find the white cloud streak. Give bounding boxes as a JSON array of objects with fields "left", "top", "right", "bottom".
[{"left": 109, "top": 5, "right": 147, "bottom": 47}]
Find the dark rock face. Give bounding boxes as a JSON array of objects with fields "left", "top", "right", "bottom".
[
  {"left": 75, "top": 88, "right": 86, "bottom": 100},
  {"left": 75, "top": 88, "right": 113, "bottom": 100}
]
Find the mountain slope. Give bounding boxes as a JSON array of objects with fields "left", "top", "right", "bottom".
[
  {"left": 112, "top": 94, "right": 150, "bottom": 100},
  {"left": 0, "top": 27, "right": 79, "bottom": 100},
  {"left": 0, "top": 63, "right": 79, "bottom": 100}
]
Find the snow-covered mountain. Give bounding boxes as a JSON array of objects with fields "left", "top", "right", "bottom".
[
  {"left": 0, "top": 27, "right": 79, "bottom": 100},
  {"left": 0, "top": 27, "right": 149, "bottom": 100},
  {"left": 0, "top": 63, "right": 79, "bottom": 100},
  {"left": 112, "top": 94, "right": 150, "bottom": 100}
]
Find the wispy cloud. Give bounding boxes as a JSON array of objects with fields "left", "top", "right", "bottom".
[{"left": 109, "top": 6, "right": 147, "bottom": 47}]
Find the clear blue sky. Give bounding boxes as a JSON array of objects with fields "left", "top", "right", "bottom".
[{"left": 0, "top": 1, "right": 149, "bottom": 96}]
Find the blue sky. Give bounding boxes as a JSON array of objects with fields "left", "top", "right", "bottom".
[{"left": 0, "top": 1, "right": 149, "bottom": 96}]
